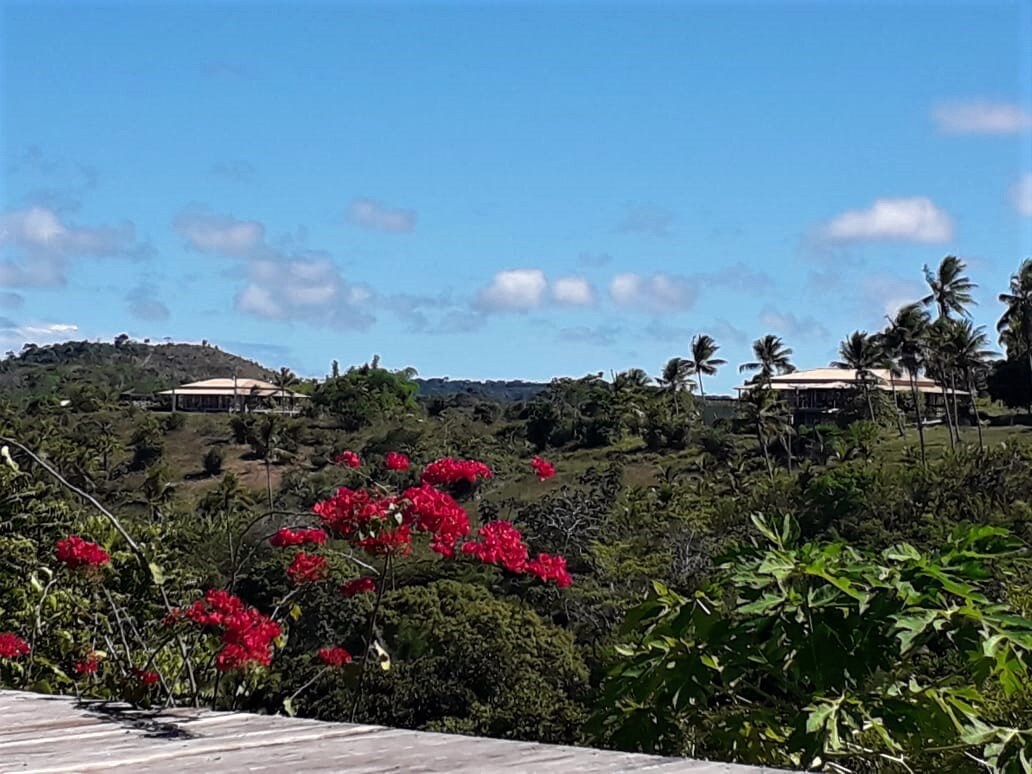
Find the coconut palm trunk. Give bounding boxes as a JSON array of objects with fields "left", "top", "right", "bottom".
[
  {"left": 966, "top": 368, "right": 984, "bottom": 451},
  {"left": 908, "top": 371, "right": 927, "bottom": 467}
]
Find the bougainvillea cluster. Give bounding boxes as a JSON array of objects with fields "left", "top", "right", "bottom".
[
  {"left": 74, "top": 652, "right": 101, "bottom": 676},
  {"left": 286, "top": 552, "right": 329, "bottom": 586},
  {"left": 269, "top": 528, "right": 328, "bottom": 548},
  {"left": 526, "top": 553, "right": 573, "bottom": 588},
  {"left": 175, "top": 589, "right": 282, "bottom": 672},
  {"left": 55, "top": 536, "right": 110, "bottom": 569},
  {"left": 420, "top": 457, "right": 493, "bottom": 486},
  {"left": 530, "top": 456, "right": 556, "bottom": 481},
  {"left": 0, "top": 633, "right": 30, "bottom": 659},
  {"left": 318, "top": 646, "right": 352, "bottom": 667},
  {"left": 334, "top": 450, "right": 361, "bottom": 468},
  {"left": 340, "top": 576, "right": 376, "bottom": 598},
  {"left": 131, "top": 668, "right": 161, "bottom": 685},
  {"left": 462, "top": 520, "right": 529, "bottom": 572},
  {"left": 401, "top": 484, "right": 471, "bottom": 557},
  {"left": 384, "top": 451, "right": 410, "bottom": 471}
]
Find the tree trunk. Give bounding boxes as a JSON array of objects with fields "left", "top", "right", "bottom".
[
  {"left": 758, "top": 427, "right": 774, "bottom": 482},
  {"left": 967, "top": 368, "right": 984, "bottom": 451},
  {"left": 909, "top": 371, "right": 927, "bottom": 467},
  {"left": 697, "top": 375, "right": 706, "bottom": 425},
  {"left": 949, "top": 371, "right": 963, "bottom": 442},
  {"left": 863, "top": 382, "right": 875, "bottom": 423},
  {"left": 890, "top": 384, "right": 905, "bottom": 438},
  {"left": 940, "top": 382, "right": 956, "bottom": 449}
]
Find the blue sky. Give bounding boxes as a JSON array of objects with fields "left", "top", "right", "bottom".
[{"left": 2, "top": 1, "right": 1031, "bottom": 393}]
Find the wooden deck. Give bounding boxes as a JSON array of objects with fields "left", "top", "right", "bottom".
[{"left": 1, "top": 690, "right": 789, "bottom": 772}]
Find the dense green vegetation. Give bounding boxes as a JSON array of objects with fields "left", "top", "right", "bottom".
[{"left": 2, "top": 257, "right": 1032, "bottom": 771}]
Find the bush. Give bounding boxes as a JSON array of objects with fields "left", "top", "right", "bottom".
[
  {"left": 162, "top": 412, "right": 186, "bottom": 432},
  {"left": 203, "top": 447, "right": 223, "bottom": 476}
]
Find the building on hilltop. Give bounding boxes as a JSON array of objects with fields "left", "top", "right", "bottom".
[
  {"left": 736, "top": 367, "right": 966, "bottom": 424},
  {"left": 156, "top": 377, "right": 308, "bottom": 414}
]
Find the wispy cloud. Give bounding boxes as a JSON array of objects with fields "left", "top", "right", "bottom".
[
  {"left": 557, "top": 324, "right": 620, "bottom": 347},
  {"left": 933, "top": 100, "right": 1032, "bottom": 135},
  {"left": 174, "top": 208, "right": 265, "bottom": 257},
  {"left": 758, "top": 306, "right": 829, "bottom": 341},
  {"left": 1012, "top": 173, "right": 1032, "bottom": 217},
  {"left": 0, "top": 320, "right": 80, "bottom": 353},
  {"left": 200, "top": 60, "right": 249, "bottom": 79},
  {"left": 346, "top": 197, "right": 417, "bottom": 234},
  {"left": 819, "top": 197, "right": 953, "bottom": 244},
  {"left": 0, "top": 206, "right": 150, "bottom": 288},
  {"left": 609, "top": 272, "right": 697, "bottom": 312},
  {"left": 617, "top": 206, "right": 674, "bottom": 237},
  {"left": 126, "top": 284, "right": 170, "bottom": 322},
  {"left": 211, "top": 160, "right": 257, "bottom": 184},
  {"left": 173, "top": 207, "right": 374, "bottom": 330}
]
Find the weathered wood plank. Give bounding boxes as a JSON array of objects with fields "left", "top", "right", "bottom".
[{"left": 0, "top": 690, "right": 792, "bottom": 773}]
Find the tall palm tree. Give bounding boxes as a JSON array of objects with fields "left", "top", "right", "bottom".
[
  {"left": 998, "top": 258, "right": 1032, "bottom": 398},
  {"left": 611, "top": 368, "right": 651, "bottom": 435},
  {"left": 739, "top": 335, "right": 795, "bottom": 384},
  {"left": 949, "top": 319, "right": 995, "bottom": 450},
  {"left": 883, "top": 303, "right": 931, "bottom": 464},
  {"left": 658, "top": 357, "right": 694, "bottom": 417},
  {"left": 831, "top": 331, "right": 883, "bottom": 422},
  {"left": 689, "top": 334, "right": 726, "bottom": 401},
  {"left": 925, "top": 318, "right": 961, "bottom": 447},
  {"left": 922, "top": 255, "right": 977, "bottom": 320}
]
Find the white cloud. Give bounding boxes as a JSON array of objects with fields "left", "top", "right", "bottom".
[
  {"left": 346, "top": 198, "right": 416, "bottom": 234},
  {"left": 234, "top": 254, "right": 374, "bottom": 330},
  {"left": 0, "top": 320, "right": 80, "bottom": 353},
  {"left": 610, "top": 272, "right": 696, "bottom": 312},
  {"left": 475, "top": 268, "right": 548, "bottom": 312},
  {"left": 933, "top": 100, "right": 1032, "bottom": 134},
  {"left": 859, "top": 274, "right": 927, "bottom": 320},
  {"left": 173, "top": 209, "right": 265, "bottom": 256},
  {"left": 820, "top": 197, "right": 953, "bottom": 244},
  {"left": 0, "top": 206, "right": 148, "bottom": 288},
  {"left": 1012, "top": 173, "right": 1032, "bottom": 217},
  {"left": 551, "top": 276, "right": 594, "bottom": 306}
]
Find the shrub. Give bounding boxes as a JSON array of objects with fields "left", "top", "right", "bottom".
[{"left": 203, "top": 447, "right": 223, "bottom": 476}]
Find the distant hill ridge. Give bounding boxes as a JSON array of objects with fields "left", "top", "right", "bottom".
[
  {"left": 0, "top": 339, "right": 549, "bottom": 402},
  {"left": 0, "top": 340, "right": 276, "bottom": 395}
]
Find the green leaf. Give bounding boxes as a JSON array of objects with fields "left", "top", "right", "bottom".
[
  {"left": 282, "top": 697, "right": 296, "bottom": 717},
  {"left": 148, "top": 562, "right": 165, "bottom": 585}
]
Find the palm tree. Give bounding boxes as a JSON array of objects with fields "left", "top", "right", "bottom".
[
  {"left": 739, "top": 335, "right": 795, "bottom": 384},
  {"left": 689, "top": 334, "right": 726, "bottom": 402},
  {"left": 658, "top": 357, "right": 694, "bottom": 417},
  {"left": 949, "top": 319, "right": 995, "bottom": 450},
  {"left": 883, "top": 303, "right": 931, "bottom": 464},
  {"left": 738, "top": 386, "right": 792, "bottom": 481},
  {"left": 831, "top": 331, "right": 883, "bottom": 422},
  {"left": 998, "top": 258, "right": 1032, "bottom": 399},
  {"left": 922, "top": 255, "right": 977, "bottom": 320},
  {"left": 611, "top": 368, "right": 651, "bottom": 434}
]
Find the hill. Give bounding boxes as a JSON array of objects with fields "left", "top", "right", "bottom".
[
  {"left": 0, "top": 339, "right": 276, "bottom": 397},
  {"left": 413, "top": 377, "right": 546, "bottom": 402}
]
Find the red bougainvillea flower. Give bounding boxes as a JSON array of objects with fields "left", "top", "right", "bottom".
[
  {"left": 0, "top": 633, "right": 30, "bottom": 659},
  {"left": 269, "top": 528, "right": 328, "bottom": 548},
  {"left": 420, "top": 457, "right": 493, "bottom": 486},
  {"left": 313, "top": 487, "right": 397, "bottom": 538},
  {"left": 334, "top": 450, "right": 361, "bottom": 468},
  {"left": 357, "top": 524, "right": 413, "bottom": 556},
  {"left": 286, "top": 552, "right": 328, "bottom": 586},
  {"left": 74, "top": 652, "right": 101, "bottom": 676},
  {"left": 401, "top": 484, "right": 471, "bottom": 558},
  {"left": 462, "top": 520, "right": 529, "bottom": 573},
  {"left": 55, "top": 536, "right": 110, "bottom": 569},
  {"left": 318, "top": 646, "right": 352, "bottom": 668},
  {"left": 530, "top": 456, "right": 556, "bottom": 481},
  {"left": 384, "top": 451, "right": 410, "bottom": 471},
  {"left": 175, "top": 589, "right": 281, "bottom": 672},
  {"left": 340, "top": 576, "right": 376, "bottom": 598},
  {"left": 131, "top": 668, "right": 161, "bottom": 685},
  {"left": 526, "top": 553, "right": 573, "bottom": 588}
]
